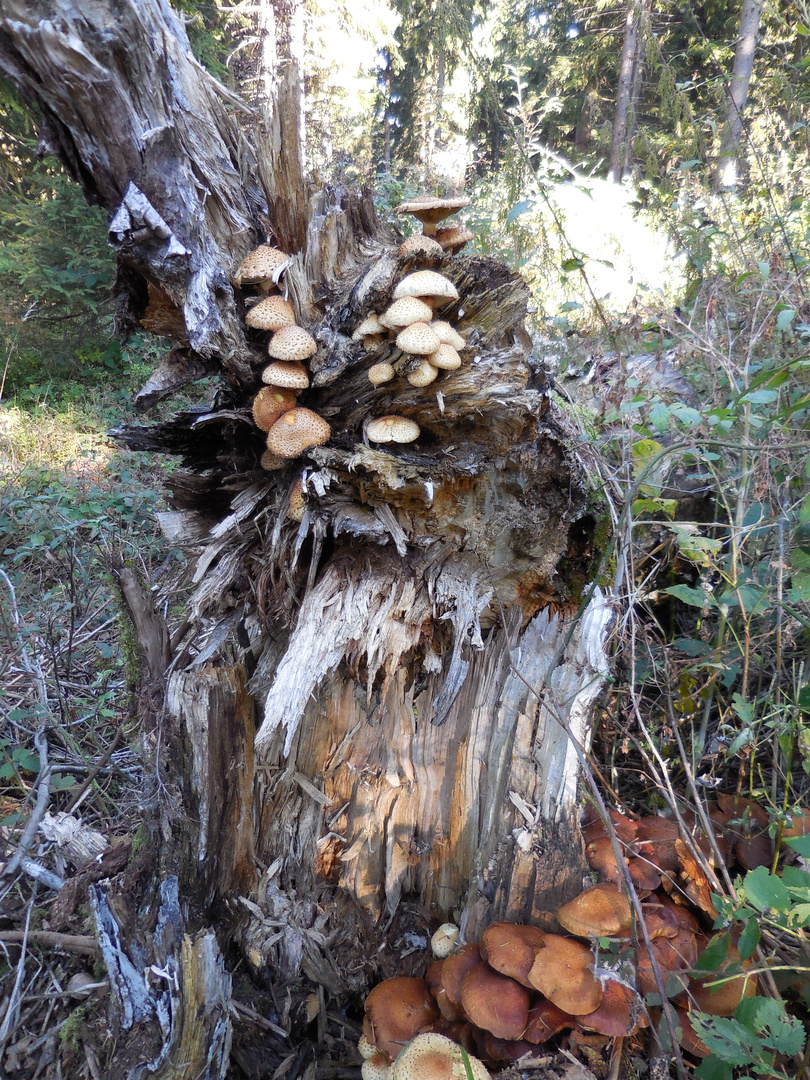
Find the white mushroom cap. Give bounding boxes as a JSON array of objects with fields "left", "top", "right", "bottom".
[
  {"left": 266, "top": 408, "right": 331, "bottom": 458},
  {"left": 362, "top": 1054, "right": 393, "bottom": 1080},
  {"left": 261, "top": 361, "right": 310, "bottom": 390},
  {"left": 406, "top": 360, "right": 439, "bottom": 387},
  {"left": 390, "top": 1033, "right": 490, "bottom": 1080},
  {"left": 398, "top": 234, "right": 444, "bottom": 259},
  {"left": 246, "top": 295, "right": 296, "bottom": 331},
  {"left": 366, "top": 416, "right": 420, "bottom": 444},
  {"left": 396, "top": 321, "right": 441, "bottom": 355},
  {"left": 368, "top": 362, "right": 396, "bottom": 386},
  {"left": 379, "top": 297, "right": 434, "bottom": 330},
  {"left": 393, "top": 272, "right": 458, "bottom": 303},
  {"left": 268, "top": 324, "right": 317, "bottom": 361},
  {"left": 235, "top": 245, "right": 292, "bottom": 286},
  {"left": 352, "top": 313, "right": 386, "bottom": 340},
  {"left": 358, "top": 1035, "right": 379, "bottom": 1061},
  {"left": 428, "top": 344, "right": 461, "bottom": 371},
  {"left": 431, "top": 923, "right": 460, "bottom": 959},
  {"left": 430, "top": 321, "right": 465, "bottom": 350}
]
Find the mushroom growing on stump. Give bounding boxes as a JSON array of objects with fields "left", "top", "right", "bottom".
[
  {"left": 363, "top": 977, "right": 440, "bottom": 1061},
  {"left": 398, "top": 234, "right": 444, "bottom": 259},
  {"left": 395, "top": 195, "right": 471, "bottom": 237},
  {"left": 368, "top": 363, "right": 396, "bottom": 387},
  {"left": 556, "top": 883, "right": 633, "bottom": 939},
  {"left": 379, "top": 296, "right": 434, "bottom": 330},
  {"left": 430, "top": 321, "right": 466, "bottom": 350},
  {"left": 396, "top": 321, "right": 441, "bottom": 356},
  {"left": 406, "top": 360, "right": 439, "bottom": 387},
  {"left": 435, "top": 224, "right": 474, "bottom": 255},
  {"left": 527, "top": 934, "right": 603, "bottom": 1016},
  {"left": 428, "top": 344, "right": 462, "bottom": 371},
  {"left": 267, "top": 323, "right": 317, "bottom": 361},
  {"left": 479, "top": 921, "right": 547, "bottom": 987},
  {"left": 261, "top": 360, "right": 310, "bottom": 391},
  {"left": 460, "top": 962, "right": 530, "bottom": 1041},
  {"left": 431, "top": 923, "right": 460, "bottom": 959},
  {"left": 393, "top": 271, "right": 459, "bottom": 305},
  {"left": 366, "top": 416, "right": 420, "bottom": 444},
  {"left": 251, "top": 386, "right": 298, "bottom": 431},
  {"left": 266, "top": 408, "right": 331, "bottom": 458},
  {"left": 245, "top": 294, "right": 296, "bottom": 331},
  {"left": 234, "top": 244, "right": 292, "bottom": 291},
  {"left": 390, "top": 1033, "right": 490, "bottom": 1080}
]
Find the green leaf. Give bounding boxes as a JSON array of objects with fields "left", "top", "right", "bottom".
[
  {"left": 743, "top": 866, "right": 791, "bottom": 913},
  {"left": 697, "top": 932, "right": 730, "bottom": 972},
  {"left": 737, "top": 917, "right": 760, "bottom": 960},
  {"left": 561, "top": 256, "right": 584, "bottom": 272},
  {"left": 505, "top": 199, "right": 533, "bottom": 225},
  {"left": 665, "top": 584, "right": 711, "bottom": 607},
  {"left": 785, "top": 834, "right": 810, "bottom": 857},
  {"left": 777, "top": 308, "right": 796, "bottom": 332}
]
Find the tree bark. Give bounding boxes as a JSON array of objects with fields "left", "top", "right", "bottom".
[
  {"left": 715, "top": 0, "right": 764, "bottom": 189},
  {"left": 608, "top": 0, "right": 650, "bottom": 183},
  {"left": 0, "top": 0, "right": 608, "bottom": 1073}
]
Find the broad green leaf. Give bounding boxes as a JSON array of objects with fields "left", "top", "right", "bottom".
[
  {"left": 777, "top": 308, "right": 796, "bottom": 332},
  {"left": 737, "top": 917, "right": 760, "bottom": 960},
  {"left": 743, "top": 865, "right": 791, "bottom": 913},
  {"left": 665, "top": 584, "right": 711, "bottom": 607},
  {"left": 561, "top": 256, "right": 584, "bottom": 272},
  {"left": 696, "top": 932, "right": 730, "bottom": 972},
  {"left": 505, "top": 199, "right": 533, "bottom": 225},
  {"left": 785, "top": 834, "right": 810, "bottom": 858}
]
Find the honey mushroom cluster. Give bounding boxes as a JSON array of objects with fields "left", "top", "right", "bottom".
[
  {"left": 354, "top": 195, "right": 473, "bottom": 448},
  {"left": 235, "top": 244, "right": 331, "bottom": 476},
  {"left": 358, "top": 800, "right": 773, "bottom": 1076}
]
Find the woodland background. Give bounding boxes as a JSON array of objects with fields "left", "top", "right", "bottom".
[{"left": 0, "top": 1, "right": 808, "bottom": 1078}]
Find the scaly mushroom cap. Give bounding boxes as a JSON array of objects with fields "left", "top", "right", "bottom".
[
  {"left": 362, "top": 1054, "right": 392, "bottom": 1080},
  {"left": 261, "top": 361, "right": 310, "bottom": 390},
  {"left": 246, "top": 294, "right": 296, "bottom": 331},
  {"left": 353, "top": 313, "right": 386, "bottom": 340},
  {"left": 396, "top": 321, "right": 441, "bottom": 355},
  {"left": 435, "top": 224, "right": 474, "bottom": 254},
  {"left": 259, "top": 449, "right": 286, "bottom": 471},
  {"left": 428, "top": 343, "right": 462, "bottom": 371},
  {"left": 235, "top": 245, "right": 291, "bottom": 286},
  {"left": 366, "top": 416, "right": 420, "bottom": 444},
  {"left": 379, "top": 297, "right": 434, "bottom": 330},
  {"left": 460, "top": 962, "right": 530, "bottom": 1041},
  {"left": 368, "top": 362, "right": 396, "bottom": 386},
  {"left": 406, "top": 360, "right": 439, "bottom": 387},
  {"left": 527, "top": 934, "right": 603, "bottom": 1015},
  {"left": 358, "top": 1035, "right": 378, "bottom": 1060},
  {"left": 430, "top": 321, "right": 465, "bottom": 350},
  {"left": 480, "top": 922, "right": 546, "bottom": 988},
  {"left": 251, "top": 386, "right": 298, "bottom": 431},
  {"left": 268, "top": 323, "right": 317, "bottom": 361},
  {"left": 431, "top": 924, "right": 460, "bottom": 960},
  {"left": 266, "top": 408, "right": 330, "bottom": 458},
  {"left": 575, "top": 975, "right": 647, "bottom": 1038},
  {"left": 363, "top": 977, "right": 440, "bottom": 1061},
  {"left": 556, "top": 883, "right": 632, "bottom": 939},
  {"left": 395, "top": 196, "right": 471, "bottom": 236},
  {"left": 390, "top": 1033, "right": 490, "bottom": 1080},
  {"left": 287, "top": 479, "right": 306, "bottom": 522},
  {"left": 393, "top": 272, "right": 459, "bottom": 303},
  {"left": 398, "top": 234, "right": 444, "bottom": 259}
]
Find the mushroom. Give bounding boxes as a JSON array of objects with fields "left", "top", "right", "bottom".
[
  {"left": 524, "top": 999, "right": 575, "bottom": 1043},
  {"left": 689, "top": 942, "right": 758, "bottom": 1016},
  {"left": 362, "top": 1054, "right": 392, "bottom": 1080},
  {"left": 527, "top": 934, "right": 603, "bottom": 1016},
  {"left": 363, "top": 977, "right": 440, "bottom": 1061},
  {"left": 366, "top": 416, "right": 420, "bottom": 444},
  {"left": 435, "top": 224, "right": 474, "bottom": 255},
  {"left": 261, "top": 360, "right": 310, "bottom": 391},
  {"left": 398, "top": 234, "right": 444, "bottom": 259},
  {"left": 440, "top": 943, "right": 482, "bottom": 1007},
  {"left": 393, "top": 272, "right": 459, "bottom": 304},
  {"left": 556, "top": 883, "right": 632, "bottom": 939},
  {"left": 395, "top": 195, "right": 471, "bottom": 237},
  {"left": 358, "top": 1035, "right": 378, "bottom": 1060},
  {"left": 379, "top": 297, "right": 434, "bottom": 330},
  {"left": 430, "top": 321, "right": 465, "bottom": 350},
  {"left": 268, "top": 323, "right": 317, "bottom": 361},
  {"left": 431, "top": 923, "right": 460, "bottom": 959},
  {"left": 575, "top": 975, "right": 647, "bottom": 1038},
  {"left": 251, "top": 386, "right": 298, "bottom": 431},
  {"left": 396, "top": 321, "right": 441, "bottom": 356},
  {"left": 266, "top": 408, "right": 331, "bottom": 458},
  {"left": 428, "top": 344, "right": 462, "bottom": 371},
  {"left": 406, "top": 360, "right": 439, "bottom": 387},
  {"left": 246, "top": 294, "right": 296, "bottom": 331},
  {"left": 260, "top": 449, "right": 286, "bottom": 471},
  {"left": 353, "top": 313, "right": 386, "bottom": 341},
  {"left": 479, "top": 921, "right": 546, "bottom": 987},
  {"left": 389, "top": 1032, "right": 490, "bottom": 1080},
  {"left": 368, "top": 363, "right": 396, "bottom": 386},
  {"left": 234, "top": 244, "right": 292, "bottom": 291},
  {"left": 287, "top": 478, "right": 306, "bottom": 521},
  {"left": 460, "top": 962, "right": 530, "bottom": 1041}
]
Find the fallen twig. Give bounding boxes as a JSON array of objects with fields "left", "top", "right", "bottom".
[{"left": 0, "top": 931, "right": 98, "bottom": 957}]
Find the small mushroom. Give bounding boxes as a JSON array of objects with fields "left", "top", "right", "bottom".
[
  {"left": 268, "top": 323, "right": 317, "bottom": 361},
  {"left": 252, "top": 386, "right": 298, "bottom": 431},
  {"left": 406, "top": 360, "right": 439, "bottom": 387},
  {"left": 527, "top": 934, "right": 603, "bottom": 1016},
  {"left": 353, "top": 313, "right": 386, "bottom": 341},
  {"left": 366, "top": 416, "right": 420, "bottom": 444},
  {"left": 235, "top": 244, "right": 292, "bottom": 290},
  {"left": 246, "top": 294, "right": 296, "bottom": 331},
  {"left": 363, "top": 977, "right": 439, "bottom": 1061},
  {"left": 393, "top": 271, "right": 459, "bottom": 304},
  {"left": 435, "top": 224, "right": 474, "bottom": 254},
  {"left": 428, "top": 344, "right": 462, "bottom": 371},
  {"left": 397, "top": 321, "right": 441, "bottom": 356},
  {"left": 389, "top": 1032, "right": 490, "bottom": 1080},
  {"left": 379, "top": 296, "right": 434, "bottom": 330},
  {"left": 395, "top": 195, "right": 471, "bottom": 237},
  {"left": 287, "top": 478, "right": 306, "bottom": 521},
  {"left": 398, "top": 234, "right": 444, "bottom": 259},
  {"left": 368, "top": 362, "right": 396, "bottom": 386},
  {"left": 524, "top": 999, "right": 575, "bottom": 1043},
  {"left": 575, "top": 975, "right": 647, "bottom": 1038},
  {"left": 260, "top": 449, "right": 286, "bottom": 470},
  {"left": 431, "top": 923, "right": 460, "bottom": 959},
  {"left": 266, "top": 408, "right": 331, "bottom": 458},
  {"left": 261, "top": 361, "right": 310, "bottom": 390},
  {"left": 430, "top": 321, "right": 465, "bottom": 350},
  {"left": 480, "top": 921, "right": 546, "bottom": 987},
  {"left": 362, "top": 1054, "right": 392, "bottom": 1080},
  {"left": 358, "top": 1035, "right": 378, "bottom": 1060},
  {"left": 556, "top": 883, "right": 632, "bottom": 939}
]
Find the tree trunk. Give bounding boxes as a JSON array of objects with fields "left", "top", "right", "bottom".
[
  {"left": 0, "top": 0, "right": 607, "bottom": 1073},
  {"left": 608, "top": 0, "right": 650, "bottom": 183},
  {"left": 715, "top": 0, "right": 764, "bottom": 189}
]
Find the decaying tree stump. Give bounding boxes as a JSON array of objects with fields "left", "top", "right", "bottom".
[{"left": 0, "top": 1, "right": 612, "bottom": 1073}]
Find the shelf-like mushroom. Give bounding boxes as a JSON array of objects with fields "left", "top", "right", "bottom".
[{"left": 395, "top": 195, "right": 471, "bottom": 236}]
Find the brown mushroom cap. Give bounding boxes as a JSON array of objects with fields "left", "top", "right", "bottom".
[
  {"left": 460, "top": 962, "right": 530, "bottom": 1041},
  {"left": 690, "top": 943, "right": 758, "bottom": 1016},
  {"left": 524, "top": 999, "right": 575, "bottom": 1043},
  {"left": 430, "top": 321, "right": 465, "bottom": 350},
  {"left": 396, "top": 321, "right": 442, "bottom": 355},
  {"left": 435, "top": 224, "right": 474, "bottom": 254},
  {"left": 246, "top": 294, "right": 296, "bottom": 331},
  {"left": 393, "top": 272, "right": 459, "bottom": 303},
  {"left": 635, "top": 816, "right": 682, "bottom": 873},
  {"left": 398, "top": 234, "right": 444, "bottom": 259},
  {"left": 395, "top": 196, "right": 471, "bottom": 236},
  {"left": 260, "top": 449, "right": 286, "bottom": 471},
  {"left": 252, "top": 386, "right": 298, "bottom": 431},
  {"left": 366, "top": 415, "right": 420, "bottom": 444},
  {"left": 362, "top": 1054, "right": 393, "bottom": 1080},
  {"left": 527, "top": 934, "right": 603, "bottom": 1015},
  {"left": 266, "top": 408, "right": 331, "bottom": 458},
  {"left": 440, "top": 943, "right": 482, "bottom": 1006},
  {"left": 364, "top": 977, "right": 440, "bottom": 1062},
  {"left": 368, "top": 362, "right": 396, "bottom": 386},
  {"left": 389, "top": 1032, "right": 490, "bottom": 1080},
  {"left": 380, "top": 297, "right": 434, "bottom": 329},
  {"left": 268, "top": 323, "right": 317, "bottom": 361},
  {"left": 428, "top": 344, "right": 462, "bottom": 371},
  {"left": 261, "top": 360, "right": 310, "bottom": 390},
  {"left": 556, "top": 883, "right": 632, "bottom": 939},
  {"left": 480, "top": 922, "right": 546, "bottom": 988},
  {"left": 406, "top": 360, "right": 439, "bottom": 387},
  {"left": 576, "top": 976, "right": 647, "bottom": 1038},
  {"left": 287, "top": 479, "right": 306, "bottom": 522},
  {"left": 235, "top": 245, "right": 291, "bottom": 286}
]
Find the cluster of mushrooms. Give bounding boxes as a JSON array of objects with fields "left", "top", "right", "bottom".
[
  {"left": 354, "top": 196, "right": 472, "bottom": 447},
  {"left": 356, "top": 796, "right": 797, "bottom": 1078}
]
